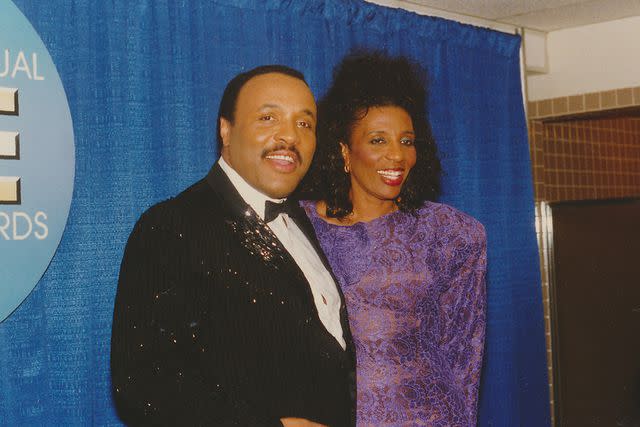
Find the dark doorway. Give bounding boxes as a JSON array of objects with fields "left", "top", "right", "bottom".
[{"left": 549, "top": 198, "right": 640, "bottom": 426}]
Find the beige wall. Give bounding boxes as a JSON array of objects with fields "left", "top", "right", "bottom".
[{"left": 528, "top": 16, "right": 640, "bottom": 101}]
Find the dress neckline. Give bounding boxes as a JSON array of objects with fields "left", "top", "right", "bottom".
[{"left": 304, "top": 200, "right": 403, "bottom": 229}]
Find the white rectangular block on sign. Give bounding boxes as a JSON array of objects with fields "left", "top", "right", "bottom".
[
  {"left": 0, "top": 87, "right": 18, "bottom": 114},
  {"left": 0, "top": 176, "right": 20, "bottom": 203},
  {"left": 0, "top": 131, "right": 19, "bottom": 158}
]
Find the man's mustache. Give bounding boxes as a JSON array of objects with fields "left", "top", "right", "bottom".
[{"left": 261, "top": 144, "right": 302, "bottom": 163}]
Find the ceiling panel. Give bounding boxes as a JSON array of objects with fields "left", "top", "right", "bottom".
[
  {"left": 499, "top": 0, "right": 640, "bottom": 31},
  {"left": 397, "top": 0, "right": 640, "bottom": 31},
  {"left": 402, "top": 0, "right": 594, "bottom": 19}
]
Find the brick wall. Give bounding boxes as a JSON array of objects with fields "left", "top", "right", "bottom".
[
  {"left": 527, "top": 87, "right": 640, "bottom": 426},
  {"left": 530, "top": 117, "right": 640, "bottom": 202}
]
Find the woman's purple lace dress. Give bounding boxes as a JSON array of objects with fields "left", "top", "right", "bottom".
[{"left": 303, "top": 201, "right": 487, "bottom": 427}]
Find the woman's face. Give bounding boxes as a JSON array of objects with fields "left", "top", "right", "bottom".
[{"left": 343, "top": 105, "right": 417, "bottom": 205}]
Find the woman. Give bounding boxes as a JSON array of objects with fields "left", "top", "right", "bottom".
[{"left": 301, "top": 53, "right": 487, "bottom": 426}]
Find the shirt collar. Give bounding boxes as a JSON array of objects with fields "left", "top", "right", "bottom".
[{"left": 217, "top": 156, "right": 284, "bottom": 220}]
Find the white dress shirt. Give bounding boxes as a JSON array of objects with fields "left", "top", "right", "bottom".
[{"left": 218, "top": 157, "right": 346, "bottom": 350}]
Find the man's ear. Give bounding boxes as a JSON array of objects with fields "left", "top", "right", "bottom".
[{"left": 220, "top": 117, "right": 232, "bottom": 147}]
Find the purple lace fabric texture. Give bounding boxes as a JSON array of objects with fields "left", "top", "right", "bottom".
[{"left": 303, "top": 201, "right": 487, "bottom": 427}]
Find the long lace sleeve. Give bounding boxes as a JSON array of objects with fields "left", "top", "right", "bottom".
[{"left": 439, "top": 221, "right": 487, "bottom": 426}]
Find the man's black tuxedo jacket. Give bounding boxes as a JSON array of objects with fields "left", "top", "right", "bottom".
[{"left": 111, "top": 164, "right": 356, "bottom": 426}]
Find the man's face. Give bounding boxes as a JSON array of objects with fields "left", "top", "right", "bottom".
[{"left": 220, "top": 73, "right": 317, "bottom": 199}]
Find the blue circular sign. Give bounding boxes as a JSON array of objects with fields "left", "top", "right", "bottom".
[{"left": 0, "top": 0, "right": 75, "bottom": 322}]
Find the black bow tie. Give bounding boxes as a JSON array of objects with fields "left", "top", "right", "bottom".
[{"left": 264, "top": 199, "right": 295, "bottom": 223}]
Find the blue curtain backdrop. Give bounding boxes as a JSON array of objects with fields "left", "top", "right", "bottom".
[{"left": 0, "top": 0, "right": 549, "bottom": 425}]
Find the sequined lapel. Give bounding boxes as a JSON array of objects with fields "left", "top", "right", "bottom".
[
  {"left": 204, "top": 164, "right": 298, "bottom": 273},
  {"left": 224, "top": 207, "right": 290, "bottom": 268}
]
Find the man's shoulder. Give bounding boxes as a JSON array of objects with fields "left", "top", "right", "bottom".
[{"left": 135, "top": 178, "right": 220, "bottom": 231}]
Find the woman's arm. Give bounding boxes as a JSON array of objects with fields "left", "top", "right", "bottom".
[{"left": 439, "top": 221, "right": 487, "bottom": 426}]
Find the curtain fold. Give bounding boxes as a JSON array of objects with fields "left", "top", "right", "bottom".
[{"left": 1, "top": 0, "right": 549, "bottom": 425}]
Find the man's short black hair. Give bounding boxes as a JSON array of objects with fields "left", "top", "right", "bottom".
[{"left": 216, "top": 65, "right": 308, "bottom": 149}]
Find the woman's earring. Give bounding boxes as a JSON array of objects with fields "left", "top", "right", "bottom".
[{"left": 340, "top": 142, "right": 350, "bottom": 174}]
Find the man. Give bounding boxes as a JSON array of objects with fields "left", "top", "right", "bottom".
[{"left": 111, "top": 66, "right": 355, "bottom": 427}]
